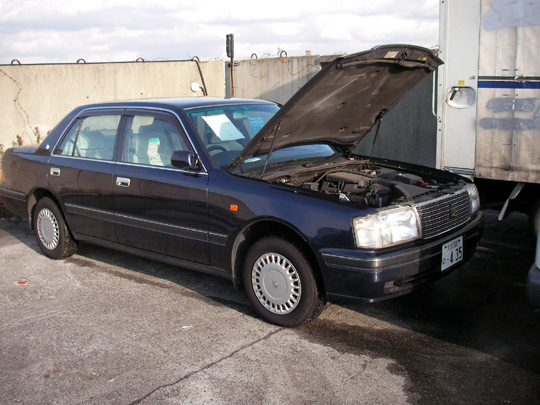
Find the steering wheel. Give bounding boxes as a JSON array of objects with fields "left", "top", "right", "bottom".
[{"left": 207, "top": 144, "right": 228, "bottom": 155}]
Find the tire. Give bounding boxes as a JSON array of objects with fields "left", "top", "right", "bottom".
[
  {"left": 242, "top": 236, "right": 325, "bottom": 327},
  {"left": 33, "top": 197, "right": 78, "bottom": 260}
]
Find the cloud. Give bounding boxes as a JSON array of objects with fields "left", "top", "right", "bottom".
[{"left": 0, "top": 0, "right": 439, "bottom": 64}]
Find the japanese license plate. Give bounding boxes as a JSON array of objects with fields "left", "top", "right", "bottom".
[{"left": 441, "top": 236, "right": 463, "bottom": 271}]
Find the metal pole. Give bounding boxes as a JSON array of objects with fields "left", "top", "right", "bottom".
[
  {"left": 230, "top": 56, "right": 234, "bottom": 98},
  {"left": 226, "top": 34, "right": 235, "bottom": 98}
]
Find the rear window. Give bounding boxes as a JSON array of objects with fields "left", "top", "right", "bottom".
[{"left": 55, "top": 115, "right": 121, "bottom": 161}]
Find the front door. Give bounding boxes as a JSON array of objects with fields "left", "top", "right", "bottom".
[{"left": 113, "top": 109, "right": 210, "bottom": 264}]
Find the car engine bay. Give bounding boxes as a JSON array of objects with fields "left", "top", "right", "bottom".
[{"left": 267, "top": 160, "right": 467, "bottom": 209}]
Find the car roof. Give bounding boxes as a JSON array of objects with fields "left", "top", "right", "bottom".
[
  {"left": 38, "top": 97, "right": 277, "bottom": 155},
  {"left": 73, "top": 97, "right": 276, "bottom": 113}
]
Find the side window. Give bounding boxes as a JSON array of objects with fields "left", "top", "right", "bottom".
[
  {"left": 121, "top": 115, "right": 189, "bottom": 167},
  {"left": 55, "top": 115, "right": 121, "bottom": 160}
]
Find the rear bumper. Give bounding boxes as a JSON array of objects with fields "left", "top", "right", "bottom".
[
  {"left": 0, "top": 185, "right": 27, "bottom": 218},
  {"left": 319, "top": 211, "right": 484, "bottom": 301}
]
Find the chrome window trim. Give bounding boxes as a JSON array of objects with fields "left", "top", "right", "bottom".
[
  {"left": 115, "top": 160, "right": 209, "bottom": 176},
  {"left": 51, "top": 111, "right": 123, "bottom": 162},
  {"left": 48, "top": 152, "right": 209, "bottom": 177},
  {"left": 50, "top": 105, "right": 209, "bottom": 173},
  {"left": 49, "top": 154, "right": 117, "bottom": 164},
  {"left": 182, "top": 101, "right": 275, "bottom": 111}
]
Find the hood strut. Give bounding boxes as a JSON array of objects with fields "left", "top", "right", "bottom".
[
  {"left": 369, "top": 110, "right": 386, "bottom": 161},
  {"left": 260, "top": 121, "right": 281, "bottom": 179}
]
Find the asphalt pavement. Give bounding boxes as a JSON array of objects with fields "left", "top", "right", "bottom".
[{"left": 1, "top": 209, "right": 539, "bottom": 404}]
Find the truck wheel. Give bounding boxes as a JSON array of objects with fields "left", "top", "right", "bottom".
[
  {"left": 242, "top": 236, "right": 325, "bottom": 327},
  {"left": 34, "top": 197, "right": 78, "bottom": 259},
  {"left": 530, "top": 199, "right": 540, "bottom": 238}
]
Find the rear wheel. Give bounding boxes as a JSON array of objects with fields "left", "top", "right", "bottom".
[
  {"left": 34, "top": 197, "right": 78, "bottom": 259},
  {"left": 243, "top": 236, "right": 325, "bottom": 327}
]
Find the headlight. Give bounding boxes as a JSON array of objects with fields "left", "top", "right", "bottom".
[
  {"left": 465, "top": 183, "right": 480, "bottom": 214},
  {"left": 353, "top": 206, "right": 421, "bottom": 249}
]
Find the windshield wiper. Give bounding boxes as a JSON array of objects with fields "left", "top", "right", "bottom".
[{"left": 302, "top": 155, "right": 340, "bottom": 168}]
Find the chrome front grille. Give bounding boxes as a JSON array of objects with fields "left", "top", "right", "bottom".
[{"left": 415, "top": 189, "right": 471, "bottom": 239}]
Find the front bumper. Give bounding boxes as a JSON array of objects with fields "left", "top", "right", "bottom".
[{"left": 319, "top": 211, "right": 484, "bottom": 301}]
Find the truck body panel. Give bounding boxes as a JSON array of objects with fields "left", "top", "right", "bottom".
[
  {"left": 438, "top": 0, "right": 540, "bottom": 183},
  {"left": 438, "top": 0, "right": 540, "bottom": 184},
  {"left": 434, "top": 0, "right": 540, "bottom": 233}
]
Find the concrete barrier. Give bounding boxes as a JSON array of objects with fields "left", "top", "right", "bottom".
[
  {"left": 0, "top": 60, "right": 224, "bottom": 148},
  {"left": 225, "top": 55, "right": 338, "bottom": 104}
]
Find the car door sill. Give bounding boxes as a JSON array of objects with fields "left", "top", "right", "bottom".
[{"left": 73, "top": 233, "right": 230, "bottom": 280}]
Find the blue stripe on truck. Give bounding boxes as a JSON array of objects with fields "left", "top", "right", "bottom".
[{"left": 478, "top": 80, "right": 540, "bottom": 89}]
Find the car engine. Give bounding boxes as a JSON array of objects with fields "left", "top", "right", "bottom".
[{"left": 270, "top": 161, "right": 466, "bottom": 209}]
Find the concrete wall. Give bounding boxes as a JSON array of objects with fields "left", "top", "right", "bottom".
[
  {"left": 0, "top": 60, "right": 224, "bottom": 148},
  {"left": 225, "top": 55, "right": 337, "bottom": 104}
]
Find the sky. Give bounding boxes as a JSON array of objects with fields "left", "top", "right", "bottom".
[{"left": 0, "top": 0, "right": 439, "bottom": 64}]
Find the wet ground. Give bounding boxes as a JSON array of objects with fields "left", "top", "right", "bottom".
[
  {"left": 305, "top": 210, "right": 540, "bottom": 403},
  {"left": 1, "top": 209, "right": 539, "bottom": 404}
]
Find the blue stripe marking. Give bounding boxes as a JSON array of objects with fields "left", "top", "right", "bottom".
[{"left": 478, "top": 80, "right": 540, "bottom": 89}]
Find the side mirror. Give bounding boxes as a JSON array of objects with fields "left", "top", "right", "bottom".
[{"left": 171, "top": 150, "right": 200, "bottom": 171}]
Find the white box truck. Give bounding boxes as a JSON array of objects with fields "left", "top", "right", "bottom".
[{"left": 437, "top": 0, "right": 540, "bottom": 234}]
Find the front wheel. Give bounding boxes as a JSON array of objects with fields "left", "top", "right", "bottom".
[
  {"left": 242, "top": 237, "right": 325, "bottom": 327},
  {"left": 33, "top": 197, "right": 78, "bottom": 259}
]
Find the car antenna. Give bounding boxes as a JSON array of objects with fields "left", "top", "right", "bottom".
[
  {"left": 369, "top": 110, "right": 386, "bottom": 161},
  {"left": 260, "top": 121, "right": 281, "bottom": 179}
]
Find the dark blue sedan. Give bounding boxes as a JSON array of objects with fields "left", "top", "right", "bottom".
[{"left": 0, "top": 45, "right": 483, "bottom": 326}]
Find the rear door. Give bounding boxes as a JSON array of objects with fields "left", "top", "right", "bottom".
[
  {"left": 113, "top": 109, "right": 210, "bottom": 264},
  {"left": 49, "top": 110, "right": 122, "bottom": 241},
  {"left": 437, "top": 0, "right": 480, "bottom": 173}
]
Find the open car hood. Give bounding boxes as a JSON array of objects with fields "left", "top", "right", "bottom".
[{"left": 229, "top": 45, "right": 442, "bottom": 171}]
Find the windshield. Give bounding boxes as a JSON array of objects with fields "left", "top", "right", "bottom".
[{"left": 185, "top": 103, "right": 279, "bottom": 168}]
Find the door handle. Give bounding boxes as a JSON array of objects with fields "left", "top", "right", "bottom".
[
  {"left": 50, "top": 167, "right": 61, "bottom": 176},
  {"left": 449, "top": 87, "right": 459, "bottom": 101},
  {"left": 446, "top": 86, "right": 476, "bottom": 109},
  {"left": 116, "top": 177, "right": 131, "bottom": 187}
]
